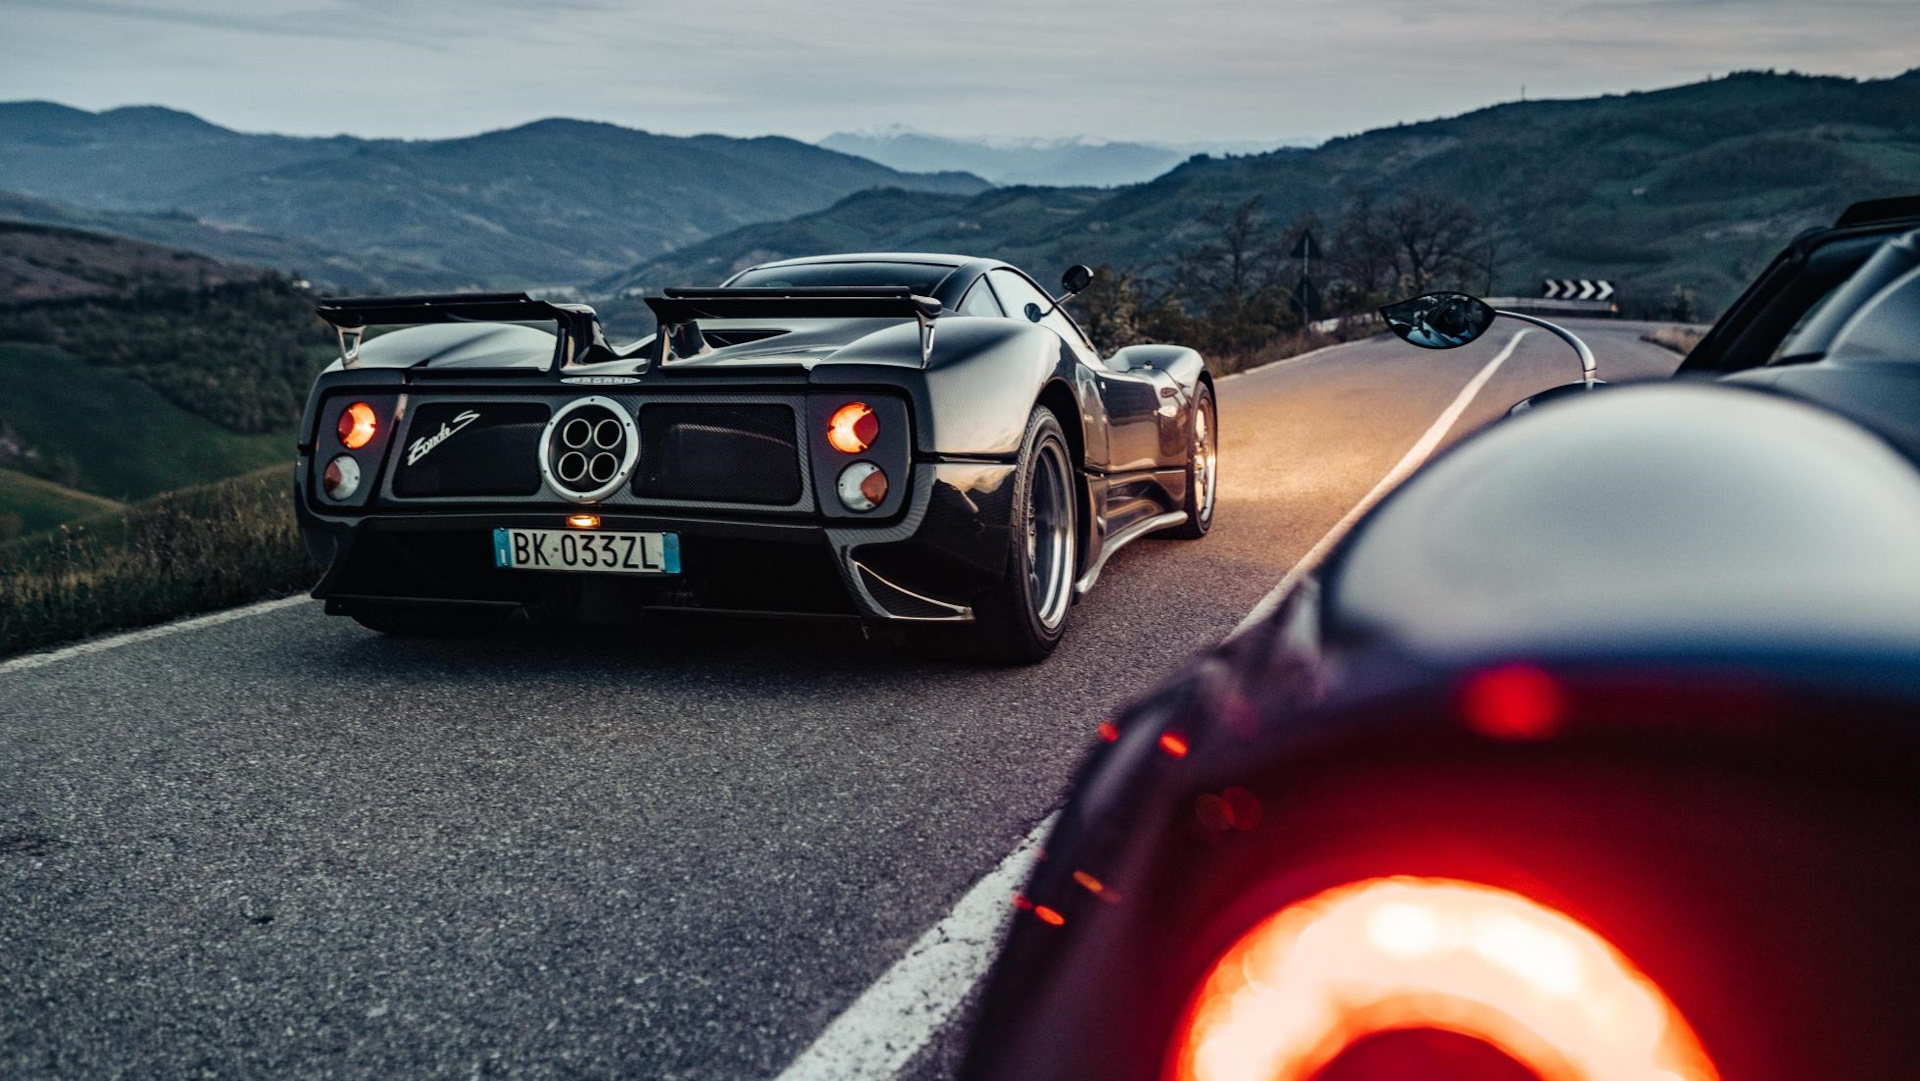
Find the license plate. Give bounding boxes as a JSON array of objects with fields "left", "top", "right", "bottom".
[{"left": 492, "top": 528, "right": 680, "bottom": 575}]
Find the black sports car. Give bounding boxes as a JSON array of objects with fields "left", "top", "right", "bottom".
[
  {"left": 295, "top": 254, "right": 1216, "bottom": 661},
  {"left": 964, "top": 198, "right": 1920, "bottom": 1078}
]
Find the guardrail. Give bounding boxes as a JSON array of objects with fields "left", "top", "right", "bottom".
[{"left": 1483, "top": 297, "right": 1621, "bottom": 318}]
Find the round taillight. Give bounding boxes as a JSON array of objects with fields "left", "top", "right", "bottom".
[
  {"left": 837, "top": 461, "right": 887, "bottom": 512},
  {"left": 828, "top": 402, "right": 880, "bottom": 454},
  {"left": 322, "top": 454, "right": 362, "bottom": 501},
  {"left": 1168, "top": 877, "right": 1719, "bottom": 1081},
  {"left": 337, "top": 401, "right": 377, "bottom": 449}
]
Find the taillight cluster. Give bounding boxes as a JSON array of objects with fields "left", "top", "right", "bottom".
[
  {"left": 323, "top": 400, "right": 380, "bottom": 501},
  {"left": 827, "top": 401, "right": 888, "bottom": 512}
]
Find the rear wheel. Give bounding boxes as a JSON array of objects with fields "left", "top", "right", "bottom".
[
  {"left": 349, "top": 605, "right": 512, "bottom": 638},
  {"left": 911, "top": 408, "right": 1077, "bottom": 664},
  {"left": 1159, "top": 381, "right": 1217, "bottom": 539}
]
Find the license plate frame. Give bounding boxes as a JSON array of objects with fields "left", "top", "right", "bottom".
[{"left": 491, "top": 527, "right": 681, "bottom": 575}]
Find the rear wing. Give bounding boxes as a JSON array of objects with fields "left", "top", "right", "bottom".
[
  {"left": 315, "top": 292, "right": 610, "bottom": 370},
  {"left": 644, "top": 287, "right": 942, "bottom": 365}
]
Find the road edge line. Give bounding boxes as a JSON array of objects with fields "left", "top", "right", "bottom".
[
  {"left": 771, "top": 812, "right": 1057, "bottom": 1081},
  {"left": 0, "top": 595, "right": 309, "bottom": 677}
]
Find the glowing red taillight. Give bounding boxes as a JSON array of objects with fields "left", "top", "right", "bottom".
[
  {"left": 337, "top": 401, "right": 378, "bottom": 450},
  {"left": 828, "top": 402, "right": 879, "bottom": 454},
  {"left": 1169, "top": 877, "right": 1718, "bottom": 1081},
  {"left": 1461, "top": 664, "right": 1563, "bottom": 740}
]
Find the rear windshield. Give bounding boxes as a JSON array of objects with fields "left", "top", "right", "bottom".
[{"left": 727, "top": 261, "right": 954, "bottom": 293}]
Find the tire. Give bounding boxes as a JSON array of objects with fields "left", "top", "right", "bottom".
[
  {"left": 911, "top": 408, "right": 1078, "bottom": 664},
  {"left": 349, "top": 605, "right": 512, "bottom": 638},
  {"left": 1159, "top": 380, "right": 1218, "bottom": 539}
]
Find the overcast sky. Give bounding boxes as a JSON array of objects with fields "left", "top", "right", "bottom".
[{"left": 2, "top": 0, "right": 1916, "bottom": 145}]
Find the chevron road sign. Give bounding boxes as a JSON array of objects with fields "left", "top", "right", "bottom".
[{"left": 1543, "top": 279, "right": 1616, "bottom": 301}]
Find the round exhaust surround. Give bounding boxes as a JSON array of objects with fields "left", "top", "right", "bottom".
[{"left": 540, "top": 396, "right": 638, "bottom": 502}]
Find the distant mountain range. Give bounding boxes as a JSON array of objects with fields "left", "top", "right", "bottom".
[
  {"left": 5, "top": 71, "right": 1917, "bottom": 320},
  {"left": 0, "top": 102, "right": 988, "bottom": 289},
  {"left": 819, "top": 129, "right": 1302, "bottom": 187},
  {"left": 615, "top": 71, "right": 1920, "bottom": 318}
]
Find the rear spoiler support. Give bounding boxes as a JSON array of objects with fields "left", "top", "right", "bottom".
[
  {"left": 643, "top": 287, "right": 942, "bottom": 366},
  {"left": 315, "top": 292, "right": 613, "bottom": 371}
]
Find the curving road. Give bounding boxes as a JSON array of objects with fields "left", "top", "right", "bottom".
[{"left": 0, "top": 322, "right": 1682, "bottom": 1080}]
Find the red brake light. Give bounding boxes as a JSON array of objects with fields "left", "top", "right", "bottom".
[
  {"left": 1461, "top": 665, "right": 1564, "bottom": 741},
  {"left": 1169, "top": 877, "right": 1719, "bottom": 1081},
  {"left": 828, "top": 402, "right": 879, "bottom": 454},
  {"left": 337, "top": 401, "right": 377, "bottom": 449}
]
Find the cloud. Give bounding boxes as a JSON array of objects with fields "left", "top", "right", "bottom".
[{"left": 0, "top": 0, "right": 1913, "bottom": 142}]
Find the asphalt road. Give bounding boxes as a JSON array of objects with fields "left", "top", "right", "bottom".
[{"left": 0, "top": 322, "right": 1683, "bottom": 1080}]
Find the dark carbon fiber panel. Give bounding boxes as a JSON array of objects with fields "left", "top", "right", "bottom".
[
  {"left": 634, "top": 403, "right": 803, "bottom": 506},
  {"left": 391, "top": 402, "right": 548, "bottom": 498}
]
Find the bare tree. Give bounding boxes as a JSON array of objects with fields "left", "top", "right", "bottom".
[
  {"left": 1328, "top": 191, "right": 1400, "bottom": 313},
  {"left": 1174, "top": 197, "right": 1289, "bottom": 318},
  {"left": 1378, "top": 192, "right": 1482, "bottom": 295}
]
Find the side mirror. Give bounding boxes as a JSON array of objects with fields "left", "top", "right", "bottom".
[
  {"left": 1380, "top": 292, "right": 1497, "bottom": 350},
  {"left": 1060, "top": 265, "right": 1094, "bottom": 295},
  {"left": 1023, "top": 302, "right": 1046, "bottom": 323}
]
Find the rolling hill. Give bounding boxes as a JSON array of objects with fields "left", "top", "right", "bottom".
[
  {"left": 0, "top": 343, "right": 290, "bottom": 503},
  {"left": 823, "top": 130, "right": 1264, "bottom": 188},
  {"left": 0, "top": 103, "right": 990, "bottom": 289},
  {"left": 0, "top": 465, "right": 122, "bottom": 539},
  {"left": 0, "top": 190, "right": 473, "bottom": 294},
  {"left": 615, "top": 71, "right": 1920, "bottom": 318},
  {"left": 0, "top": 224, "right": 316, "bottom": 539}
]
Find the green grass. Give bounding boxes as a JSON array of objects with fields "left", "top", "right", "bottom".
[
  {"left": 0, "top": 466, "right": 122, "bottom": 538},
  {"left": 0, "top": 343, "right": 292, "bottom": 502},
  {"left": 0, "top": 465, "right": 314, "bottom": 658}
]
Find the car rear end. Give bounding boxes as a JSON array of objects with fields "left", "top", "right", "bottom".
[{"left": 296, "top": 297, "right": 940, "bottom": 630}]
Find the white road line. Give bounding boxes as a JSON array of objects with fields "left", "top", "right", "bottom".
[
  {"left": 1230, "top": 328, "right": 1532, "bottom": 636},
  {"left": 773, "top": 814, "right": 1056, "bottom": 1081},
  {"left": 0, "top": 595, "right": 308, "bottom": 676}
]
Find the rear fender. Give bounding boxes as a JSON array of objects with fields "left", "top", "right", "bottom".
[{"left": 811, "top": 317, "right": 1081, "bottom": 459}]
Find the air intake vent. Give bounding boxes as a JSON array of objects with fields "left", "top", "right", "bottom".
[
  {"left": 635, "top": 403, "right": 803, "bottom": 505},
  {"left": 701, "top": 328, "right": 789, "bottom": 349},
  {"left": 391, "top": 402, "right": 547, "bottom": 498}
]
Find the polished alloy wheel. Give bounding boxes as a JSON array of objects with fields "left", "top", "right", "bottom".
[
  {"left": 1193, "top": 395, "right": 1218, "bottom": 523},
  {"left": 1027, "top": 439, "right": 1076, "bottom": 630}
]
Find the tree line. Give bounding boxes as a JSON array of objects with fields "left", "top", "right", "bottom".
[
  {"left": 1073, "top": 192, "right": 1493, "bottom": 365},
  {"left": 0, "top": 277, "right": 334, "bottom": 434}
]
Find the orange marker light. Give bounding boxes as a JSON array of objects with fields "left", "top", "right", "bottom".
[
  {"left": 567, "top": 514, "right": 601, "bottom": 529},
  {"left": 1033, "top": 905, "right": 1065, "bottom": 927},
  {"left": 827, "top": 402, "right": 880, "bottom": 454},
  {"left": 337, "top": 401, "right": 377, "bottom": 449},
  {"left": 1159, "top": 731, "right": 1190, "bottom": 758},
  {"left": 1169, "top": 877, "right": 1719, "bottom": 1081}
]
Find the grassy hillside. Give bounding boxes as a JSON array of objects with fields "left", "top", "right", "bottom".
[
  {"left": 0, "top": 466, "right": 122, "bottom": 539},
  {"left": 0, "top": 465, "right": 311, "bottom": 658},
  {"left": 0, "top": 343, "right": 291, "bottom": 502},
  {"left": 0, "top": 218, "right": 268, "bottom": 302},
  {"left": 0, "top": 103, "right": 989, "bottom": 288},
  {"left": 607, "top": 71, "right": 1920, "bottom": 318}
]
